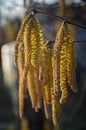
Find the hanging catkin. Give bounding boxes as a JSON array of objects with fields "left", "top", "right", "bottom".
[
  {"left": 30, "top": 20, "right": 38, "bottom": 67},
  {"left": 43, "top": 44, "right": 53, "bottom": 104},
  {"left": 32, "top": 16, "right": 44, "bottom": 108},
  {"left": 23, "top": 21, "right": 32, "bottom": 79},
  {"left": 59, "top": 43, "right": 68, "bottom": 104},
  {"left": 52, "top": 22, "right": 66, "bottom": 95},
  {"left": 15, "top": 11, "right": 78, "bottom": 126},
  {"left": 27, "top": 63, "right": 38, "bottom": 109},
  {"left": 18, "top": 43, "right": 25, "bottom": 118},
  {"left": 23, "top": 19, "right": 38, "bottom": 109},
  {"left": 14, "top": 15, "right": 30, "bottom": 67},
  {"left": 51, "top": 88, "right": 58, "bottom": 126},
  {"left": 33, "top": 16, "right": 46, "bottom": 86},
  {"left": 67, "top": 29, "right": 77, "bottom": 92}
]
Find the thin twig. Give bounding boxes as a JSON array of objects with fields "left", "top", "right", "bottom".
[{"left": 30, "top": 8, "right": 86, "bottom": 30}]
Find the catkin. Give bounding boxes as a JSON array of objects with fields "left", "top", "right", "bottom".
[
  {"left": 23, "top": 23, "right": 31, "bottom": 78},
  {"left": 51, "top": 88, "right": 58, "bottom": 126},
  {"left": 14, "top": 15, "right": 30, "bottom": 66},
  {"left": 52, "top": 22, "right": 66, "bottom": 95},
  {"left": 18, "top": 43, "right": 25, "bottom": 118},
  {"left": 15, "top": 13, "right": 78, "bottom": 126},
  {"left": 43, "top": 44, "right": 53, "bottom": 104},
  {"left": 59, "top": 43, "right": 68, "bottom": 104},
  {"left": 67, "top": 30, "right": 77, "bottom": 92},
  {"left": 30, "top": 20, "right": 38, "bottom": 67},
  {"left": 27, "top": 64, "right": 38, "bottom": 109},
  {"left": 33, "top": 16, "right": 46, "bottom": 86},
  {"left": 23, "top": 19, "right": 38, "bottom": 109},
  {"left": 32, "top": 17, "right": 43, "bottom": 108}
]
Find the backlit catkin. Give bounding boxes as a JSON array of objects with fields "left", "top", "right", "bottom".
[
  {"left": 15, "top": 12, "right": 78, "bottom": 126},
  {"left": 33, "top": 16, "right": 46, "bottom": 86},
  {"left": 32, "top": 17, "right": 44, "bottom": 108},
  {"left": 23, "top": 23, "right": 31, "bottom": 78},
  {"left": 24, "top": 19, "right": 38, "bottom": 109},
  {"left": 42, "top": 44, "right": 53, "bottom": 106},
  {"left": 67, "top": 30, "right": 77, "bottom": 92},
  {"left": 30, "top": 20, "right": 38, "bottom": 67},
  {"left": 52, "top": 22, "right": 66, "bottom": 95}
]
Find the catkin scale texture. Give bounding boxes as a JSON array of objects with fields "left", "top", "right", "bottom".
[{"left": 30, "top": 20, "right": 37, "bottom": 67}]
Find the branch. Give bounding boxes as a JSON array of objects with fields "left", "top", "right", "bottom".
[{"left": 30, "top": 8, "right": 86, "bottom": 30}]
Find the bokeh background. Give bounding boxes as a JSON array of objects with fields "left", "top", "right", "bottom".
[{"left": 0, "top": 0, "right": 86, "bottom": 130}]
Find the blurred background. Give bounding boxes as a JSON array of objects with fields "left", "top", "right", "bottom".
[{"left": 0, "top": 0, "right": 86, "bottom": 130}]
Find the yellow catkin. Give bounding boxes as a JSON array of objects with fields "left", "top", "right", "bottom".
[
  {"left": 43, "top": 44, "right": 53, "bottom": 104},
  {"left": 30, "top": 19, "right": 38, "bottom": 67},
  {"left": 33, "top": 16, "right": 46, "bottom": 59},
  {"left": 59, "top": 43, "right": 68, "bottom": 104},
  {"left": 14, "top": 15, "right": 30, "bottom": 67},
  {"left": 52, "top": 22, "right": 66, "bottom": 95},
  {"left": 23, "top": 20, "right": 38, "bottom": 109},
  {"left": 33, "top": 16, "right": 46, "bottom": 86},
  {"left": 31, "top": 17, "right": 43, "bottom": 109},
  {"left": 18, "top": 43, "right": 25, "bottom": 118},
  {"left": 67, "top": 29, "right": 77, "bottom": 92},
  {"left": 23, "top": 23, "right": 31, "bottom": 78}
]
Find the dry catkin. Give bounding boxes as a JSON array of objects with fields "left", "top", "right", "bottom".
[
  {"left": 14, "top": 15, "right": 30, "bottom": 67},
  {"left": 18, "top": 43, "right": 25, "bottom": 118},
  {"left": 52, "top": 22, "right": 66, "bottom": 95},
  {"left": 67, "top": 29, "right": 77, "bottom": 92}
]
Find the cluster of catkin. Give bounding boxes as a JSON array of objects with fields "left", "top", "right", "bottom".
[{"left": 14, "top": 14, "right": 77, "bottom": 125}]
